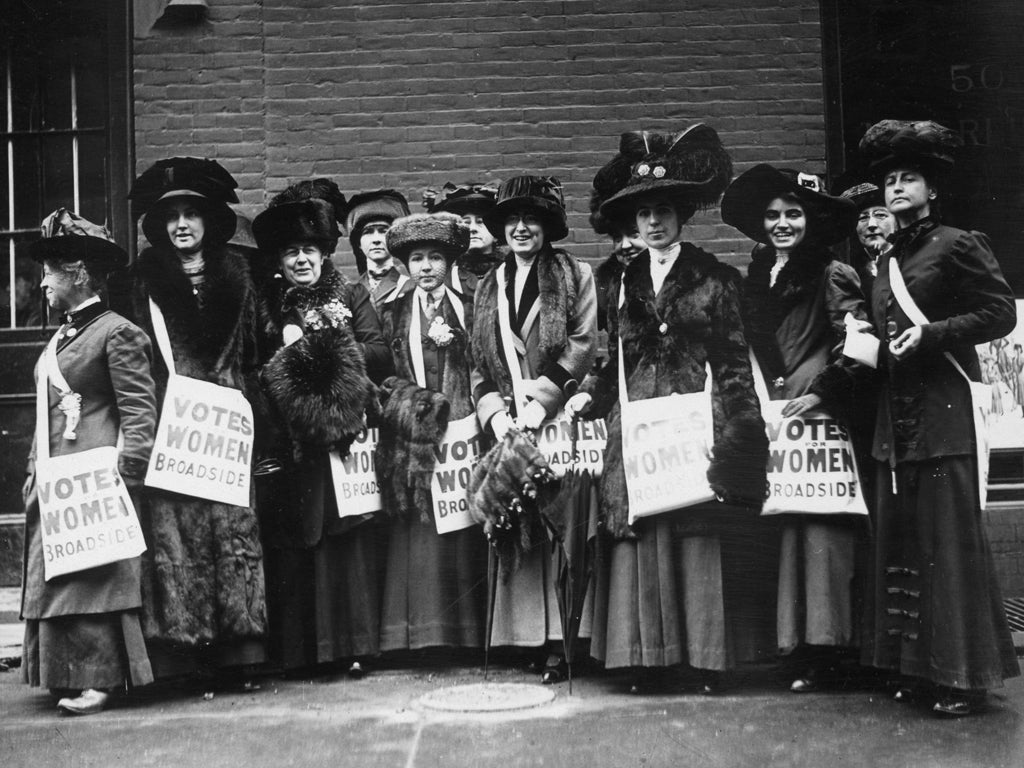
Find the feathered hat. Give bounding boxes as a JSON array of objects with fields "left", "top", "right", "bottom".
[
  {"left": 386, "top": 213, "right": 471, "bottom": 265},
  {"left": 589, "top": 151, "right": 636, "bottom": 236},
  {"left": 252, "top": 198, "right": 341, "bottom": 255},
  {"left": 858, "top": 119, "right": 963, "bottom": 180},
  {"left": 345, "top": 189, "right": 411, "bottom": 274},
  {"left": 129, "top": 157, "right": 239, "bottom": 248},
  {"left": 484, "top": 175, "right": 568, "bottom": 243},
  {"left": 26, "top": 208, "right": 128, "bottom": 270},
  {"left": 721, "top": 165, "right": 857, "bottom": 246},
  {"left": 270, "top": 178, "right": 349, "bottom": 235},
  {"left": 423, "top": 181, "right": 500, "bottom": 217},
  {"left": 597, "top": 124, "right": 733, "bottom": 224}
]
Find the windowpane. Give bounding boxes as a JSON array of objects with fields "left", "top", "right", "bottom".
[
  {"left": 79, "top": 133, "right": 108, "bottom": 224},
  {"left": 40, "top": 48, "right": 72, "bottom": 131},
  {"left": 11, "top": 136, "right": 41, "bottom": 230},
  {"left": 41, "top": 132, "right": 73, "bottom": 216}
]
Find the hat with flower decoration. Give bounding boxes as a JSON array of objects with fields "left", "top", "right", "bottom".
[{"left": 858, "top": 120, "right": 962, "bottom": 180}]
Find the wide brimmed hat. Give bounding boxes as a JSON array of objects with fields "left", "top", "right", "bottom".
[
  {"left": 26, "top": 208, "right": 128, "bottom": 270},
  {"left": 270, "top": 178, "right": 349, "bottom": 234},
  {"left": 253, "top": 199, "right": 341, "bottom": 255},
  {"left": 130, "top": 157, "right": 239, "bottom": 248},
  {"left": 484, "top": 175, "right": 568, "bottom": 243},
  {"left": 721, "top": 164, "right": 857, "bottom": 246},
  {"left": 422, "top": 181, "right": 500, "bottom": 217},
  {"left": 858, "top": 120, "right": 962, "bottom": 180},
  {"left": 386, "top": 213, "right": 470, "bottom": 265},
  {"left": 839, "top": 182, "right": 886, "bottom": 211},
  {"left": 598, "top": 124, "right": 733, "bottom": 224}
]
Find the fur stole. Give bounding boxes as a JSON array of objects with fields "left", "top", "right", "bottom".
[
  {"left": 375, "top": 377, "right": 450, "bottom": 523},
  {"left": 258, "top": 260, "right": 350, "bottom": 348},
  {"left": 740, "top": 244, "right": 830, "bottom": 381},
  {"left": 132, "top": 243, "right": 256, "bottom": 386},
  {"left": 471, "top": 246, "right": 582, "bottom": 398}
]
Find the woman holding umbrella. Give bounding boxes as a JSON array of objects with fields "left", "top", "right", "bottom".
[
  {"left": 566, "top": 126, "right": 768, "bottom": 693},
  {"left": 858, "top": 120, "right": 1019, "bottom": 715},
  {"left": 471, "top": 175, "right": 598, "bottom": 682},
  {"left": 721, "top": 165, "right": 866, "bottom": 691}
]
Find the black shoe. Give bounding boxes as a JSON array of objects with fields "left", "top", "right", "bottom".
[
  {"left": 541, "top": 655, "right": 567, "bottom": 685},
  {"left": 347, "top": 661, "right": 366, "bottom": 679},
  {"left": 933, "top": 689, "right": 984, "bottom": 717},
  {"left": 699, "top": 670, "right": 722, "bottom": 696}
]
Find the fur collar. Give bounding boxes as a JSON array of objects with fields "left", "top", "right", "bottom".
[
  {"left": 259, "top": 261, "right": 351, "bottom": 341},
  {"left": 135, "top": 243, "right": 253, "bottom": 362},
  {"left": 471, "top": 246, "right": 581, "bottom": 395}
]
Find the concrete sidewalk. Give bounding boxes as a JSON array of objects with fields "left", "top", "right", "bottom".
[{"left": 2, "top": 658, "right": 1023, "bottom": 768}]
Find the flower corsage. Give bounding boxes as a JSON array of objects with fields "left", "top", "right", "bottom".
[
  {"left": 304, "top": 299, "right": 352, "bottom": 331},
  {"left": 426, "top": 315, "right": 455, "bottom": 347}
]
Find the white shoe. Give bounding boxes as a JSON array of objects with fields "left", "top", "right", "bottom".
[{"left": 57, "top": 689, "right": 110, "bottom": 715}]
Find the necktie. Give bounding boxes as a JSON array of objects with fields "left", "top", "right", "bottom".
[{"left": 424, "top": 293, "right": 437, "bottom": 321}]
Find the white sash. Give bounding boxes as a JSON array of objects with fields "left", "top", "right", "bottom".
[
  {"left": 408, "top": 286, "right": 466, "bottom": 388},
  {"left": 449, "top": 264, "right": 463, "bottom": 294},
  {"left": 495, "top": 263, "right": 537, "bottom": 405},
  {"left": 382, "top": 273, "right": 411, "bottom": 305},
  {"left": 887, "top": 256, "right": 991, "bottom": 508}
]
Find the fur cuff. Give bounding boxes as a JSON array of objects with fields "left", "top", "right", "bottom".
[{"left": 707, "top": 410, "right": 769, "bottom": 510}]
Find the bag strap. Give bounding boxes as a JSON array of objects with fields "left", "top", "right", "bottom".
[
  {"left": 34, "top": 336, "right": 61, "bottom": 463},
  {"left": 887, "top": 256, "right": 971, "bottom": 382},
  {"left": 496, "top": 264, "right": 528, "bottom": 409},
  {"left": 449, "top": 264, "right": 462, "bottom": 294},
  {"left": 148, "top": 297, "right": 177, "bottom": 377}
]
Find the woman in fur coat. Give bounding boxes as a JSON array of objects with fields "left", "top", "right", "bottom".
[
  {"left": 722, "top": 165, "right": 866, "bottom": 691},
  {"left": 566, "top": 126, "right": 769, "bottom": 692},
  {"left": 126, "top": 157, "right": 267, "bottom": 680},
  {"left": 375, "top": 213, "right": 488, "bottom": 652},
  {"left": 471, "top": 175, "right": 598, "bottom": 681},
  {"left": 253, "top": 191, "right": 392, "bottom": 674}
]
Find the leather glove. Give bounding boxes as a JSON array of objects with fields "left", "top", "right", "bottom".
[
  {"left": 490, "top": 411, "right": 512, "bottom": 441},
  {"left": 515, "top": 400, "right": 548, "bottom": 432},
  {"left": 564, "top": 392, "right": 593, "bottom": 420}
]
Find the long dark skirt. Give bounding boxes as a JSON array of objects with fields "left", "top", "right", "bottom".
[
  {"left": 22, "top": 612, "right": 153, "bottom": 690},
  {"left": 380, "top": 518, "right": 488, "bottom": 651},
  {"left": 862, "top": 456, "right": 1019, "bottom": 690}
]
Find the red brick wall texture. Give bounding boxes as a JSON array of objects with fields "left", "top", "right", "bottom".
[{"left": 133, "top": 1, "right": 827, "bottom": 270}]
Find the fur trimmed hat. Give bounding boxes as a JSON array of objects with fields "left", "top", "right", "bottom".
[
  {"left": 839, "top": 182, "right": 886, "bottom": 211},
  {"left": 423, "top": 181, "right": 500, "bottom": 216},
  {"left": 130, "top": 157, "right": 239, "bottom": 248},
  {"left": 386, "top": 213, "right": 470, "bottom": 265},
  {"left": 721, "top": 164, "right": 857, "bottom": 246},
  {"left": 858, "top": 119, "right": 962, "bottom": 180},
  {"left": 484, "top": 175, "right": 568, "bottom": 243},
  {"left": 345, "top": 189, "right": 411, "bottom": 273},
  {"left": 252, "top": 198, "right": 340, "bottom": 255},
  {"left": 270, "top": 178, "right": 349, "bottom": 234},
  {"left": 598, "top": 124, "right": 733, "bottom": 224},
  {"left": 26, "top": 207, "right": 128, "bottom": 270}
]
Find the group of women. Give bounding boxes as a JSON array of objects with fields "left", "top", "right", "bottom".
[{"left": 20, "top": 118, "right": 1019, "bottom": 718}]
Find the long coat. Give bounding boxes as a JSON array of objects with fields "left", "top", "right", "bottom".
[
  {"left": 580, "top": 246, "right": 768, "bottom": 670},
  {"left": 864, "top": 216, "right": 1019, "bottom": 690},
  {"left": 21, "top": 304, "right": 158, "bottom": 621},
  {"left": 129, "top": 243, "right": 267, "bottom": 653},
  {"left": 740, "top": 246, "right": 869, "bottom": 654}
]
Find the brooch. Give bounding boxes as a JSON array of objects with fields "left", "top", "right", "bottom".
[
  {"left": 58, "top": 391, "right": 82, "bottom": 440},
  {"left": 658, "top": 322, "right": 668, "bottom": 335}
]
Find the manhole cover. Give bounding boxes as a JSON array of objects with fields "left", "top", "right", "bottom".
[{"left": 419, "top": 683, "right": 555, "bottom": 712}]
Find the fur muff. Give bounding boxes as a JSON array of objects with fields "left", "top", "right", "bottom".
[
  {"left": 471, "top": 246, "right": 581, "bottom": 397},
  {"left": 375, "top": 376, "right": 451, "bottom": 523},
  {"left": 706, "top": 410, "right": 769, "bottom": 507},
  {"left": 262, "top": 320, "right": 374, "bottom": 457},
  {"left": 468, "top": 430, "right": 556, "bottom": 580}
]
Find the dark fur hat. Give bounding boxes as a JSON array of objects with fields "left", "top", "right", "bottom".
[
  {"left": 589, "top": 152, "right": 636, "bottom": 236},
  {"left": 598, "top": 124, "right": 733, "bottom": 225},
  {"left": 375, "top": 376, "right": 451, "bottom": 523},
  {"left": 261, "top": 320, "right": 375, "bottom": 456},
  {"left": 386, "top": 213, "right": 470, "bottom": 265},
  {"left": 130, "top": 157, "right": 239, "bottom": 248},
  {"left": 270, "top": 178, "right": 349, "bottom": 233},
  {"left": 721, "top": 165, "right": 857, "bottom": 246},
  {"left": 484, "top": 176, "right": 568, "bottom": 243},
  {"left": 858, "top": 119, "right": 962, "bottom": 180},
  {"left": 423, "top": 181, "right": 500, "bottom": 216},
  {"left": 252, "top": 198, "right": 341, "bottom": 255}
]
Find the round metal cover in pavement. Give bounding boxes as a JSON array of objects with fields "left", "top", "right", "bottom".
[{"left": 419, "top": 683, "right": 555, "bottom": 712}]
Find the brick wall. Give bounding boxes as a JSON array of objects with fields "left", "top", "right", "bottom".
[{"left": 134, "top": 0, "right": 827, "bottom": 271}]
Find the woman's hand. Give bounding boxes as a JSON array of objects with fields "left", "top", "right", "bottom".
[
  {"left": 564, "top": 392, "right": 592, "bottom": 420},
  {"left": 490, "top": 411, "right": 512, "bottom": 441},
  {"left": 888, "top": 326, "right": 923, "bottom": 360},
  {"left": 516, "top": 400, "right": 548, "bottom": 432},
  {"left": 781, "top": 393, "right": 822, "bottom": 417},
  {"left": 282, "top": 323, "right": 304, "bottom": 347}
]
